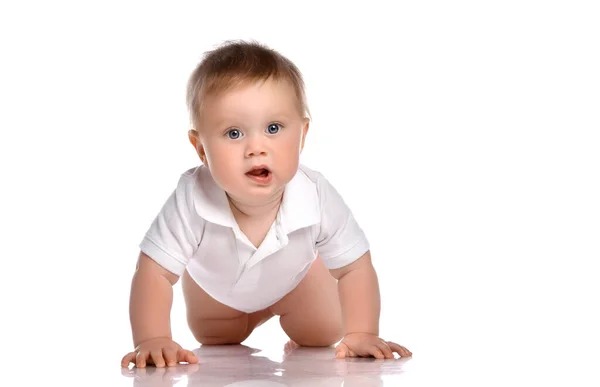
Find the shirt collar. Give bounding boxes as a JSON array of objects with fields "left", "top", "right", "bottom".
[
  {"left": 192, "top": 165, "right": 321, "bottom": 234},
  {"left": 191, "top": 166, "right": 238, "bottom": 228},
  {"left": 278, "top": 166, "right": 321, "bottom": 234}
]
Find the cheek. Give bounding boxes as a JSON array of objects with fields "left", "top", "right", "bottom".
[
  {"left": 206, "top": 142, "right": 229, "bottom": 162},
  {"left": 204, "top": 145, "right": 241, "bottom": 188},
  {"left": 279, "top": 129, "right": 301, "bottom": 147},
  {"left": 207, "top": 144, "right": 242, "bottom": 172},
  {"left": 276, "top": 136, "right": 301, "bottom": 168}
]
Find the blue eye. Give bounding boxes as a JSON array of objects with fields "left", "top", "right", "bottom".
[
  {"left": 227, "top": 129, "right": 242, "bottom": 139},
  {"left": 266, "top": 123, "right": 281, "bottom": 134}
]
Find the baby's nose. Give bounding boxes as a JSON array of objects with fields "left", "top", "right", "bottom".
[{"left": 245, "top": 138, "right": 267, "bottom": 157}]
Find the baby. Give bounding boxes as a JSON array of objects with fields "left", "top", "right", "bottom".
[{"left": 121, "top": 40, "right": 412, "bottom": 368}]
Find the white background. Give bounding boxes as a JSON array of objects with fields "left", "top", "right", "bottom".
[{"left": 1, "top": 1, "right": 598, "bottom": 385}]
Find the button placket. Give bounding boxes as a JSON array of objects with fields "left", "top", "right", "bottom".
[{"left": 231, "top": 230, "right": 254, "bottom": 289}]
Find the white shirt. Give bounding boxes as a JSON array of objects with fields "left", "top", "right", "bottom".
[{"left": 139, "top": 164, "right": 369, "bottom": 313}]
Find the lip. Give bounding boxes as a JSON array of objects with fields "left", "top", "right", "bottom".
[
  {"left": 245, "top": 165, "right": 272, "bottom": 185},
  {"left": 246, "top": 164, "right": 270, "bottom": 173}
]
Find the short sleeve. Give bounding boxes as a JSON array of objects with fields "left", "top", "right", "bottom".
[
  {"left": 138, "top": 173, "right": 203, "bottom": 276},
  {"left": 315, "top": 175, "right": 370, "bottom": 269}
]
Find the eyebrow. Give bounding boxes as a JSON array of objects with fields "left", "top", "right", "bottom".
[{"left": 212, "top": 114, "right": 293, "bottom": 129}]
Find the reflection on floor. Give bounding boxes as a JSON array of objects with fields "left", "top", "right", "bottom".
[{"left": 121, "top": 341, "right": 412, "bottom": 386}]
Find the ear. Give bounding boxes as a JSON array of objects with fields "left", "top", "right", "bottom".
[
  {"left": 188, "top": 129, "right": 208, "bottom": 165},
  {"left": 300, "top": 118, "right": 310, "bottom": 152}
]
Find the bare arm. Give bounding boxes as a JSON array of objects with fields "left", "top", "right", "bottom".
[
  {"left": 129, "top": 251, "right": 179, "bottom": 347},
  {"left": 329, "top": 251, "right": 412, "bottom": 359},
  {"left": 122, "top": 251, "right": 198, "bottom": 367},
  {"left": 329, "top": 251, "right": 380, "bottom": 336}
]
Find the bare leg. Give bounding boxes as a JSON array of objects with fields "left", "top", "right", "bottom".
[
  {"left": 270, "top": 255, "right": 343, "bottom": 347},
  {"left": 181, "top": 269, "right": 274, "bottom": 345}
]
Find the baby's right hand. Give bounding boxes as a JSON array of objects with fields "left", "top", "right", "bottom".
[{"left": 121, "top": 337, "right": 199, "bottom": 368}]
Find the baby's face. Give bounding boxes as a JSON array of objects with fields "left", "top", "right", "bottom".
[{"left": 191, "top": 79, "right": 309, "bottom": 204}]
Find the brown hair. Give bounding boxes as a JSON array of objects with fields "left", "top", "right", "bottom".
[{"left": 186, "top": 40, "right": 310, "bottom": 130}]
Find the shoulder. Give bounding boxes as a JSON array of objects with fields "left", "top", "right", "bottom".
[
  {"left": 167, "top": 165, "right": 213, "bottom": 220},
  {"left": 297, "top": 164, "right": 328, "bottom": 191},
  {"left": 297, "top": 164, "right": 324, "bottom": 182},
  {"left": 297, "top": 164, "right": 339, "bottom": 203},
  {"left": 174, "top": 166, "right": 201, "bottom": 200},
  {"left": 180, "top": 164, "right": 208, "bottom": 185},
  {"left": 177, "top": 164, "right": 213, "bottom": 197}
]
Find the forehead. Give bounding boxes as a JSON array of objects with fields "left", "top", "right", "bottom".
[{"left": 200, "top": 79, "right": 301, "bottom": 123}]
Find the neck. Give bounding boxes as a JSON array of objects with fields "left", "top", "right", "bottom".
[{"left": 227, "top": 188, "right": 284, "bottom": 219}]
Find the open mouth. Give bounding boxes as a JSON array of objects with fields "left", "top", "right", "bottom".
[
  {"left": 245, "top": 165, "right": 272, "bottom": 184},
  {"left": 246, "top": 168, "right": 270, "bottom": 177}
]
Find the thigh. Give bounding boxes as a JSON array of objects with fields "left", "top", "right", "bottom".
[
  {"left": 181, "top": 269, "right": 273, "bottom": 345},
  {"left": 269, "top": 254, "right": 343, "bottom": 347}
]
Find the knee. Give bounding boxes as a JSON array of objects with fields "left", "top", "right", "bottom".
[
  {"left": 189, "top": 316, "right": 252, "bottom": 346},
  {"left": 194, "top": 334, "right": 245, "bottom": 345},
  {"left": 294, "top": 335, "right": 342, "bottom": 347},
  {"left": 192, "top": 328, "right": 251, "bottom": 345},
  {"left": 293, "top": 327, "right": 343, "bottom": 347}
]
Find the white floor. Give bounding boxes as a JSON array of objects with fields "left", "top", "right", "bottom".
[
  {"left": 7, "top": 296, "right": 600, "bottom": 387},
  {"left": 110, "top": 315, "right": 598, "bottom": 387},
  {"left": 121, "top": 342, "right": 412, "bottom": 386}
]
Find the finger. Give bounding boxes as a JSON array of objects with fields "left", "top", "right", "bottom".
[
  {"left": 150, "top": 350, "right": 166, "bottom": 367},
  {"left": 369, "top": 346, "right": 385, "bottom": 359},
  {"left": 387, "top": 342, "right": 413, "bottom": 357},
  {"left": 136, "top": 351, "right": 148, "bottom": 368},
  {"left": 376, "top": 342, "right": 395, "bottom": 359},
  {"left": 163, "top": 348, "right": 178, "bottom": 367},
  {"left": 388, "top": 342, "right": 412, "bottom": 357},
  {"left": 178, "top": 349, "right": 199, "bottom": 364},
  {"left": 121, "top": 352, "right": 136, "bottom": 367},
  {"left": 335, "top": 343, "right": 349, "bottom": 358},
  {"left": 400, "top": 346, "right": 413, "bottom": 357}
]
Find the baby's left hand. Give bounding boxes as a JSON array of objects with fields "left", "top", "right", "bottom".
[{"left": 335, "top": 333, "right": 412, "bottom": 359}]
